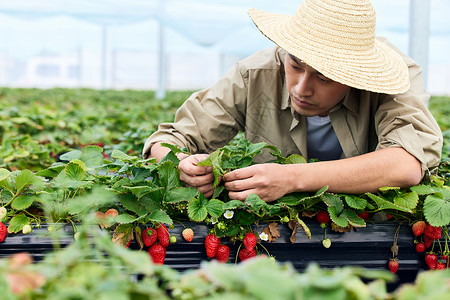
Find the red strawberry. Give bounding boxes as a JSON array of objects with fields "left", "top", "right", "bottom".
[
  {"left": 316, "top": 211, "right": 330, "bottom": 224},
  {"left": 388, "top": 259, "right": 399, "bottom": 273},
  {"left": 148, "top": 244, "right": 166, "bottom": 264},
  {"left": 205, "top": 233, "right": 221, "bottom": 258},
  {"left": 157, "top": 224, "right": 170, "bottom": 247},
  {"left": 424, "top": 235, "right": 434, "bottom": 248},
  {"left": 357, "top": 211, "right": 370, "bottom": 220},
  {"left": 416, "top": 243, "right": 425, "bottom": 253},
  {"left": 243, "top": 232, "right": 257, "bottom": 250},
  {"left": 442, "top": 254, "right": 448, "bottom": 261},
  {"left": 142, "top": 228, "right": 157, "bottom": 247},
  {"left": 215, "top": 244, "right": 230, "bottom": 263},
  {"left": 239, "top": 248, "right": 257, "bottom": 262},
  {"left": 182, "top": 228, "right": 194, "bottom": 242},
  {"left": 425, "top": 253, "right": 438, "bottom": 270},
  {"left": 424, "top": 225, "right": 442, "bottom": 240},
  {"left": 436, "top": 262, "right": 446, "bottom": 270},
  {"left": 411, "top": 221, "right": 426, "bottom": 236},
  {"left": 0, "top": 222, "right": 7, "bottom": 242}
]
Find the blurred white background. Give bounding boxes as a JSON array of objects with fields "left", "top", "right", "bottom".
[{"left": 0, "top": 0, "right": 449, "bottom": 95}]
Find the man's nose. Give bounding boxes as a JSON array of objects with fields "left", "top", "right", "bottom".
[{"left": 295, "top": 73, "right": 313, "bottom": 96}]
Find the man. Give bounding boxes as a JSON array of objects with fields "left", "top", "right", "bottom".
[{"left": 143, "top": 0, "right": 443, "bottom": 202}]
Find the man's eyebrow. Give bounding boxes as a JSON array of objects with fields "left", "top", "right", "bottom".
[{"left": 288, "top": 54, "right": 324, "bottom": 76}]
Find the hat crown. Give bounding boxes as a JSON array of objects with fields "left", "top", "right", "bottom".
[{"left": 293, "top": 0, "right": 376, "bottom": 52}]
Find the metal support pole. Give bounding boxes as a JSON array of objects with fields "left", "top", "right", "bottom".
[
  {"left": 156, "top": 21, "right": 166, "bottom": 99},
  {"left": 409, "top": 0, "right": 430, "bottom": 91}
]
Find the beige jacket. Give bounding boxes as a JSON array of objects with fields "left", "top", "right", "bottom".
[{"left": 143, "top": 40, "right": 443, "bottom": 177}]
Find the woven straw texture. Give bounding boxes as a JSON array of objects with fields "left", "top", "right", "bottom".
[{"left": 248, "top": 0, "right": 410, "bottom": 94}]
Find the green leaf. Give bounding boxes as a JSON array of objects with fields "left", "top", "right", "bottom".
[
  {"left": 340, "top": 210, "right": 366, "bottom": 227},
  {"left": 131, "top": 167, "right": 152, "bottom": 182},
  {"left": 8, "top": 214, "right": 30, "bottom": 233},
  {"left": 0, "top": 168, "right": 11, "bottom": 182},
  {"left": 423, "top": 194, "right": 450, "bottom": 227},
  {"left": 245, "top": 193, "right": 268, "bottom": 211},
  {"left": 67, "top": 187, "right": 116, "bottom": 215},
  {"left": 158, "top": 160, "right": 181, "bottom": 191},
  {"left": 59, "top": 150, "right": 82, "bottom": 161},
  {"left": 222, "top": 200, "right": 246, "bottom": 210},
  {"left": 11, "top": 195, "right": 36, "bottom": 211},
  {"left": 118, "top": 193, "right": 147, "bottom": 216},
  {"left": 111, "top": 149, "right": 138, "bottom": 162},
  {"left": 35, "top": 165, "right": 65, "bottom": 178},
  {"left": 410, "top": 184, "right": 438, "bottom": 195},
  {"left": 277, "top": 193, "right": 310, "bottom": 205},
  {"left": 284, "top": 154, "right": 307, "bottom": 164},
  {"left": 147, "top": 210, "right": 173, "bottom": 224},
  {"left": 314, "top": 186, "right": 329, "bottom": 197},
  {"left": 345, "top": 196, "right": 368, "bottom": 210},
  {"left": 393, "top": 192, "right": 419, "bottom": 210},
  {"left": 15, "top": 169, "right": 40, "bottom": 193},
  {"left": 81, "top": 145, "right": 104, "bottom": 167},
  {"left": 65, "top": 161, "right": 86, "bottom": 181},
  {"left": 206, "top": 199, "right": 225, "bottom": 218},
  {"left": 379, "top": 186, "right": 401, "bottom": 192},
  {"left": 328, "top": 206, "right": 348, "bottom": 228},
  {"left": 115, "top": 213, "right": 139, "bottom": 224},
  {"left": 165, "top": 187, "right": 198, "bottom": 203},
  {"left": 321, "top": 193, "right": 344, "bottom": 214},
  {"left": 188, "top": 194, "right": 208, "bottom": 222},
  {"left": 366, "top": 193, "right": 412, "bottom": 213}
]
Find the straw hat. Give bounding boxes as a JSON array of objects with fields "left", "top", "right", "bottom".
[{"left": 248, "top": 0, "right": 410, "bottom": 94}]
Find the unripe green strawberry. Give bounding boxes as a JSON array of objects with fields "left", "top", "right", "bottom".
[
  {"left": 0, "top": 222, "right": 7, "bottom": 242},
  {"left": 0, "top": 207, "right": 7, "bottom": 220},
  {"left": 157, "top": 224, "right": 170, "bottom": 247},
  {"left": 243, "top": 232, "right": 257, "bottom": 250},
  {"left": 22, "top": 224, "right": 32, "bottom": 234},
  {"left": 148, "top": 243, "right": 166, "bottom": 264},
  {"left": 169, "top": 235, "right": 177, "bottom": 244},
  {"left": 142, "top": 228, "right": 157, "bottom": 247},
  {"left": 182, "top": 228, "right": 194, "bottom": 242},
  {"left": 215, "top": 244, "right": 230, "bottom": 263},
  {"left": 205, "top": 233, "right": 221, "bottom": 258},
  {"left": 322, "top": 238, "right": 331, "bottom": 248}
]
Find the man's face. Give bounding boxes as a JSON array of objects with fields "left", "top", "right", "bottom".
[{"left": 285, "top": 53, "right": 350, "bottom": 117}]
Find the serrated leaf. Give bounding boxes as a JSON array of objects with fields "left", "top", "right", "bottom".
[
  {"left": 59, "top": 150, "right": 82, "bottom": 161},
  {"left": 393, "top": 192, "right": 419, "bottom": 210},
  {"left": 222, "top": 200, "right": 246, "bottom": 210},
  {"left": 0, "top": 168, "right": 11, "bottom": 182},
  {"left": 35, "top": 165, "right": 65, "bottom": 178},
  {"left": 158, "top": 160, "right": 181, "bottom": 191},
  {"left": 410, "top": 185, "right": 437, "bottom": 195},
  {"left": 111, "top": 149, "right": 138, "bottom": 162},
  {"left": 11, "top": 195, "right": 36, "bottom": 211},
  {"left": 340, "top": 210, "right": 366, "bottom": 227},
  {"left": 206, "top": 199, "right": 225, "bottom": 218},
  {"left": 284, "top": 154, "right": 307, "bottom": 164},
  {"left": 115, "top": 213, "right": 139, "bottom": 224},
  {"left": 328, "top": 206, "right": 348, "bottom": 228},
  {"left": 379, "top": 186, "right": 401, "bottom": 192},
  {"left": 321, "top": 193, "right": 344, "bottom": 214},
  {"left": 366, "top": 193, "right": 412, "bottom": 213},
  {"left": 147, "top": 210, "right": 172, "bottom": 224},
  {"left": 278, "top": 193, "right": 310, "bottom": 205},
  {"left": 314, "top": 186, "right": 328, "bottom": 197},
  {"left": 65, "top": 161, "right": 86, "bottom": 181},
  {"left": 188, "top": 194, "right": 208, "bottom": 222},
  {"left": 423, "top": 195, "right": 450, "bottom": 227},
  {"left": 245, "top": 193, "right": 268, "bottom": 211},
  {"left": 81, "top": 145, "right": 104, "bottom": 167},
  {"left": 118, "top": 193, "right": 147, "bottom": 216},
  {"left": 165, "top": 187, "right": 198, "bottom": 203},
  {"left": 15, "top": 169, "right": 40, "bottom": 193},
  {"left": 345, "top": 196, "right": 368, "bottom": 210},
  {"left": 7, "top": 214, "right": 30, "bottom": 233}
]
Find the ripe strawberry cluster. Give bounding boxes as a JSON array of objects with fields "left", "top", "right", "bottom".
[
  {"left": 204, "top": 232, "right": 259, "bottom": 263},
  {"left": 143, "top": 223, "right": 170, "bottom": 265},
  {"left": 411, "top": 221, "right": 448, "bottom": 270}
]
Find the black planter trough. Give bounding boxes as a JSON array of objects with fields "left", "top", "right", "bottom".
[{"left": 0, "top": 221, "right": 426, "bottom": 289}]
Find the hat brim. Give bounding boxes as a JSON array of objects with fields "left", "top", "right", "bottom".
[{"left": 248, "top": 9, "right": 410, "bottom": 94}]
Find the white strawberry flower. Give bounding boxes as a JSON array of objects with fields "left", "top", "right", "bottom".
[
  {"left": 259, "top": 232, "right": 269, "bottom": 241},
  {"left": 223, "top": 210, "right": 234, "bottom": 219},
  {"left": 210, "top": 216, "right": 218, "bottom": 224}
]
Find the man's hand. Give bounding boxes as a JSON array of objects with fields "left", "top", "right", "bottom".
[
  {"left": 178, "top": 154, "right": 215, "bottom": 198},
  {"left": 223, "top": 164, "right": 293, "bottom": 202}
]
